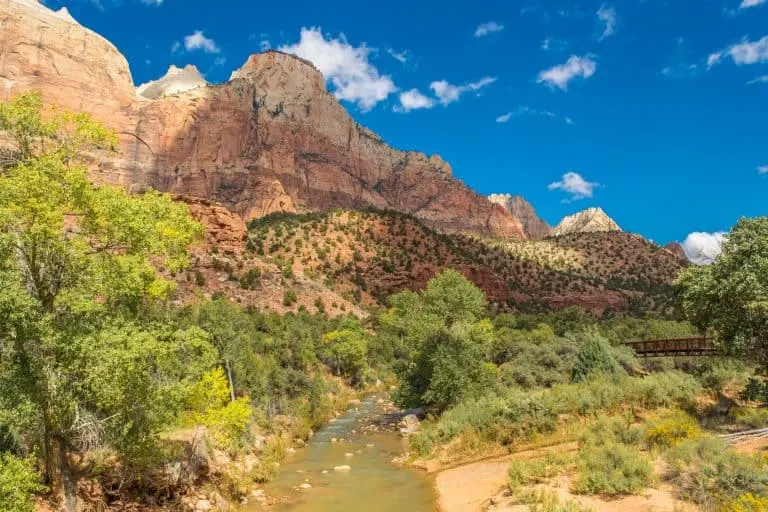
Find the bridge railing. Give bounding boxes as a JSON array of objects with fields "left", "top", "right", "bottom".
[{"left": 623, "top": 337, "right": 717, "bottom": 357}]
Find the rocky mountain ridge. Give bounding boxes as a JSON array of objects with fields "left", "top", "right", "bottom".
[
  {"left": 553, "top": 207, "right": 622, "bottom": 236},
  {"left": 488, "top": 194, "right": 552, "bottom": 239},
  {"left": 136, "top": 65, "right": 208, "bottom": 100},
  {"left": 1, "top": 0, "right": 524, "bottom": 238}
]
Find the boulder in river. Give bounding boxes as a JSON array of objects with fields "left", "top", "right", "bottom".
[
  {"left": 399, "top": 414, "right": 421, "bottom": 437},
  {"left": 334, "top": 465, "right": 351, "bottom": 472}
]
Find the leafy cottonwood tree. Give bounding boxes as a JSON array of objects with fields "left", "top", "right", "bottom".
[
  {"left": 0, "top": 93, "right": 210, "bottom": 510},
  {"left": 675, "top": 217, "right": 768, "bottom": 366},
  {"left": 381, "top": 269, "right": 495, "bottom": 411}
]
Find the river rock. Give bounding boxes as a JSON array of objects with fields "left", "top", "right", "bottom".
[
  {"left": 344, "top": 452, "right": 354, "bottom": 457},
  {"left": 399, "top": 414, "right": 421, "bottom": 436},
  {"left": 194, "top": 500, "right": 212, "bottom": 512},
  {"left": 299, "top": 483, "right": 312, "bottom": 489},
  {"left": 333, "top": 465, "right": 351, "bottom": 472}
]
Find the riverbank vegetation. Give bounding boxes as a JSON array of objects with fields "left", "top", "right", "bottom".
[{"left": 1, "top": 94, "right": 766, "bottom": 512}]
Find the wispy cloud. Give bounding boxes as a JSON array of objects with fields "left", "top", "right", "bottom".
[
  {"left": 387, "top": 48, "right": 410, "bottom": 64},
  {"left": 184, "top": 30, "right": 220, "bottom": 53},
  {"left": 747, "top": 74, "right": 768, "bottom": 84},
  {"left": 395, "top": 89, "right": 435, "bottom": 112},
  {"left": 541, "top": 37, "right": 567, "bottom": 51},
  {"left": 140, "top": 0, "right": 163, "bottom": 4},
  {"left": 537, "top": 55, "right": 597, "bottom": 90},
  {"left": 740, "top": 0, "right": 766, "bottom": 9},
  {"left": 597, "top": 4, "right": 617, "bottom": 40},
  {"left": 708, "top": 35, "right": 768, "bottom": 68},
  {"left": 474, "top": 21, "right": 504, "bottom": 38},
  {"left": 429, "top": 76, "right": 496, "bottom": 105},
  {"left": 758, "top": 165, "right": 768, "bottom": 174},
  {"left": 279, "top": 27, "right": 396, "bottom": 112},
  {"left": 548, "top": 172, "right": 600, "bottom": 201},
  {"left": 495, "top": 106, "right": 560, "bottom": 123}
]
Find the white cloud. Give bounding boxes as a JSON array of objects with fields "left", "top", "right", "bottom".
[
  {"left": 758, "top": 165, "right": 768, "bottom": 173},
  {"left": 681, "top": 232, "right": 727, "bottom": 265},
  {"left": 260, "top": 40, "right": 271, "bottom": 52},
  {"left": 170, "top": 41, "right": 181, "bottom": 53},
  {"left": 279, "top": 27, "right": 396, "bottom": 112},
  {"left": 184, "top": 30, "right": 220, "bottom": 54},
  {"left": 537, "top": 55, "right": 597, "bottom": 90},
  {"left": 597, "top": 4, "right": 617, "bottom": 40},
  {"left": 565, "top": 116, "right": 574, "bottom": 125},
  {"left": 740, "top": 0, "right": 766, "bottom": 9},
  {"left": 541, "top": 37, "right": 566, "bottom": 51},
  {"left": 548, "top": 172, "right": 599, "bottom": 201},
  {"left": 708, "top": 35, "right": 768, "bottom": 68},
  {"left": 140, "top": 0, "right": 163, "bottom": 4},
  {"left": 429, "top": 76, "right": 496, "bottom": 105},
  {"left": 387, "top": 48, "right": 410, "bottom": 64},
  {"left": 474, "top": 21, "right": 504, "bottom": 37},
  {"left": 747, "top": 74, "right": 768, "bottom": 84},
  {"left": 395, "top": 89, "right": 435, "bottom": 112},
  {"left": 496, "top": 106, "right": 556, "bottom": 123}
]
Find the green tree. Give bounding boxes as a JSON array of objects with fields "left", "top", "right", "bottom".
[
  {"left": 381, "top": 269, "right": 493, "bottom": 411},
  {"left": 323, "top": 328, "right": 368, "bottom": 384},
  {"left": 0, "top": 453, "right": 45, "bottom": 512},
  {"left": 0, "top": 92, "right": 207, "bottom": 509},
  {"left": 675, "top": 217, "right": 768, "bottom": 366}
]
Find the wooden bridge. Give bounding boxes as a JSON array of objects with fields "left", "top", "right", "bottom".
[{"left": 624, "top": 337, "right": 718, "bottom": 357}]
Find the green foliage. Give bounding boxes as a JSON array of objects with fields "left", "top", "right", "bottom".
[
  {"left": 676, "top": 217, "right": 768, "bottom": 366},
  {"left": 643, "top": 412, "right": 702, "bottom": 450},
  {"left": 518, "top": 490, "right": 595, "bottom": 512},
  {"left": 573, "top": 442, "right": 652, "bottom": 496},
  {"left": 507, "top": 451, "right": 573, "bottom": 492},
  {"left": 571, "top": 331, "right": 635, "bottom": 382},
  {"left": 665, "top": 437, "right": 768, "bottom": 510},
  {"left": 323, "top": 329, "right": 368, "bottom": 384},
  {"left": 283, "top": 289, "right": 298, "bottom": 306},
  {"left": 0, "top": 92, "right": 206, "bottom": 501},
  {"left": 239, "top": 267, "right": 261, "bottom": 290},
  {"left": 179, "top": 369, "right": 253, "bottom": 451},
  {"left": 382, "top": 270, "right": 493, "bottom": 411},
  {"left": 0, "top": 453, "right": 45, "bottom": 512},
  {"left": 729, "top": 407, "right": 768, "bottom": 429}
]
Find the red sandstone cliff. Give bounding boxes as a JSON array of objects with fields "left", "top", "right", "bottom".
[{"left": 0, "top": 0, "right": 525, "bottom": 238}]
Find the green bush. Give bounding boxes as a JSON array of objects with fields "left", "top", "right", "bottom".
[
  {"left": 723, "top": 494, "right": 768, "bottom": 512},
  {"left": 644, "top": 412, "right": 702, "bottom": 449},
  {"left": 571, "top": 332, "right": 634, "bottom": 382},
  {"left": 0, "top": 453, "right": 45, "bottom": 512},
  {"left": 508, "top": 451, "right": 573, "bottom": 492},
  {"left": 729, "top": 407, "right": 768, "bottom": 429},
  {"left": 573, "top": 442, "right": 653, "bottom": 496},
  {"left": 283, "top": 289, "right": 298, "bottom": 306},
  {"left": 518, "top": 489, "right": 595, "bottom": 512},
  {"left": 665, "top": 437, "right": 768, "bottom": 509}
]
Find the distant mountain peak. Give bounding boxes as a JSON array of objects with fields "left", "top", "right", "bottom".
[
  {"left": 553, "top": 207, "right": 621, "bottom": 236},
  {"left": 136, "top": 64, "right": 207, "bottom": 100},
  {"left": 488, "top": 194, "right": 551, "bottom": 239}
]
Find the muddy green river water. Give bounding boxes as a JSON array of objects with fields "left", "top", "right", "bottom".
[{"left": 249, "top": 394, "right": 437, "bottom": 511}]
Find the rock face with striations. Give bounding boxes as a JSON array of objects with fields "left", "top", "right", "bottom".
[
  {"left": 488, "top": 194, "right": 551, "bottom": 239},
  {"left": 0, "top": 0, "right": 525, "bottom": 238},
  {"left": 553, "top": 207, "right": 621, "bottom": 236}
]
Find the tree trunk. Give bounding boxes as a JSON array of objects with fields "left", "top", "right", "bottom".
[
  {"left": 43, "top": 412, "right": 78, "bottom": 512},
  {"left": 225, "top": 358, "right": 236, "bottom": 402}
]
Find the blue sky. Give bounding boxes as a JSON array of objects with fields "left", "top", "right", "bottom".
[{"left": 46, "top": 0, "right": 768, "bottom": 246}]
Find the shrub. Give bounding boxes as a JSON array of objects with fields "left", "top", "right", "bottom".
[
  {"left": 0, "top": 453, "right": 45, "bottom": 512},
  {"left": 644, "top": 412, "right": 702, "bottom": 450},
  {"left": 283, "top": 289, "right": 297, "bottom": 306},
  {"left": 723, "top": 494, "right": 768, "bottom": 512},
  {"left": 665, "top": 437, "right": 768, "bottom": 509},
  {"left": 729, "top": 407, "right": 768, "bottom": 429},
  {"left": 508, "top": 451, "right": 573, "bottom": 492},
  {"left": 571, "top": 332, "right": 633, "bottom": 382},
  {"left": 574, "top": 442, "right": 652, "bottom": 496},
  {"left": 179, "top": 368, "right": 253, "bottom": 451},
  {"left": 239, "top": 268, "right": 261, "bottom": 290},
  {"left": 517, "top": 489, "right": 595, "bottom": 512}
]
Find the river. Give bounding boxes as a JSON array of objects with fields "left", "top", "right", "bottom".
[{"left": 247, "top": 393, "right": 437, "bottom": 511}]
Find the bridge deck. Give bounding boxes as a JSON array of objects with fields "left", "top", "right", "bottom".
[{"left": 624, "top": 337, "right": 717, "bottom": 357}]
